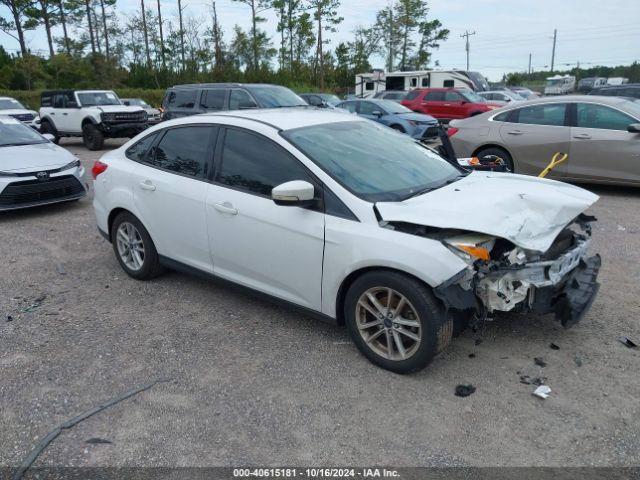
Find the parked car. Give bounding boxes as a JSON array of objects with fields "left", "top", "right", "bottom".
[
  {"left": 577, "top": 77, "right": 607, "bottom": 94},
  {"left": 401, "top": 88, "right": 501, "bottom": 121},
  {"left": 589, "top": 84, "right": 640, "bottom": 100},
  {"left": 93, "top": 109, "right": 600, "bottom": 373},
  {"left": 0, "top": 96, "right": 39, "bottom": 128},
  {"left": 509, "top": 86, "right": 540, "bottom": 99},
  {"left": 373, "top": 90, "right": 408, "bottom": 102},
  {"left": 478, "top": 90, "right": 526, "bottom": 105},
  {"left": 121, "top": 98, "right": 162, "bottom": 124},
  {"left": 336, "top": 99, "right": 439, "bottom": 140},
  {"left": 299, "top": 93, "right": 341, "bottom": 108},
  {"left": 0, "top": 116, "right": 87, "bottom": 211},
  {"left": 39, "top": 90, "right": 148, "bottom": 150},
  {"left": 161, "top": 83, "right": 308, "bottom": 120},
  {"left": 448, "top": 95, "right": 640, "bottom": 185}
]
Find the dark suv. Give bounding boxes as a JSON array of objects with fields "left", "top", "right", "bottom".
[
  {"left": 161, "top": 83, "right": 307, "bottom": 120},
  {"left": 589, "top": 84, "right": 640, "bottom": 100}
]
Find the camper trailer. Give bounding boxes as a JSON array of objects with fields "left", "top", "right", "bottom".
[
  {"left": 354, "top": 70, "right": 490, "bottom": 98},
  {"left": 544, "top": 75, "right": 576, "bottom": 95}
]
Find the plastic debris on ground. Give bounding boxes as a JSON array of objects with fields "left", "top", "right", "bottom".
[
  {"left": 574, "top": 355, "right": 583, "bottom": 367},
  {"left": 85, "top": 438, "right": 112, "bottom": 444},
  {"left": 520, "top": 375, "right": 547, "bottom": 386},
  {"left": 618, "top": 336, "right": 637, "bottom": 348},
  {"left": 455, "top": 384, "right": 476, "bottom": 397},
  {"left": 549, "top": 343, "right": 560, "bottom": 350},
  {"left": 474, "top": 338, "right": 482, "bottom": 346},
  {"left": 534, "top": 357, "right": 548, "bottom": 367},
  {"left": 56, "top": 263, "right": 66, "bottom": 275},
  {"left": 533, "top": 385, "right": 552, "bottom": 399}
]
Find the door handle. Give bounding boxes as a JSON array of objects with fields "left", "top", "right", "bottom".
[
  {"left": 139, "top": 180, "right": 156, "bottom": 191},
  {"left": 573, "top": 133, "right": 592, "bottom": 139},
  {"left": 62, "top": 112, "right": 68, "bottom": 116},
  {"left": 507, "top": 130, "right": 524, "bottom": 135},
  {"left": 444, "top": 103, "right": 451, "bottom": 106},
  {"left": 213, "top": 202, "right": 238, "bottom": 215}
]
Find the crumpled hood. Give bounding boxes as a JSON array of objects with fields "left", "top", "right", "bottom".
[
  {"left": 0, "top": 143, "right": 76, "bottom": 172},
  {"left": 395, "top": 112, "right": 437, "bottom": 123},
  {"left": 0, "top": 108, "right": 37, "bottom": 117},
  {"left": 95, "top": 105, "right": 145, "bottom": 114},
  {"left": 376, "top": 171, "right": 598, "bottom": 253}
]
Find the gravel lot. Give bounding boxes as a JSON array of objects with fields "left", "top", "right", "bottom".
[{"left": 1, "top": 137, "right": 639, "bottom": 470}]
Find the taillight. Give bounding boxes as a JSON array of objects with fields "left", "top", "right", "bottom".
[
  {"left": 447, "top": 127, "right": 459, "bottom": 137},
  {"left": 92, "top": 160, "right": 108, "bottom": 180}
]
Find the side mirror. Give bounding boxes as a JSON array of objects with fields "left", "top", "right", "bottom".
[
  {"left": 123, "top": 101, "right": 130, "bottom": 106},
  {"left": 42, "top": 133, "right": 55, "bottom": 141},
  {"left": 272, "top": 180, "right": 315, "bottom": 207},
  {"left": 628, "top": 123, "right": 640, "bottom": 133},
  {"left": 371, "top": 110, "right": 383, "bottom": 117}
]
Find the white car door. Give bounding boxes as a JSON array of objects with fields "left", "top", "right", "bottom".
[
  {"left": 205, "top": 127, "right": 325, "bottom": 310},
  {"left": 132, "top": 125, "right": 216, "bottom": 273}
]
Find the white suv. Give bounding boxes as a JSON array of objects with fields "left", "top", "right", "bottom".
[
  {"left": 39, "top": 90, "right": 148, "bottom": 150},
  {"left": 92, "top": 109, "right": 601, "bottom": 373}
]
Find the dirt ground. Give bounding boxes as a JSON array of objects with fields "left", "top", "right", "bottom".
[{"left": 1, "top": 138, "right": 639, "bottom": 471}]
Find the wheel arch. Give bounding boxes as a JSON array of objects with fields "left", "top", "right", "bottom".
[
  {"left": 39, "top": 115, "right": 58, "bottom": 131},
  {"left": 335, "top": 266, "right": 441, "bottom": 326},
  {"left": 82, "top": 116, "right": 99, "bottom": 127},
  {"left": 471, "top": 142, "right": 513, "bottom": 159}
]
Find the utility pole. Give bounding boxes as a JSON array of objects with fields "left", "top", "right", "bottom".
[
  {"left": 140, "top": 0, "right": 151, "bottom": 68},
  {"left": 178, "top": 0, "right": 186, "bottom": 70},
  {"left": 460, "top": 30, "right": 475, "bottom": 70},
  {"left": 550, "top": 28, "right": 557, "bottom": 72},
  {"left": 211, "top": 0, "right": 222, "bottom": 68},
  {"left": 528, "top": 53, "right": 532, "bottom": 75},
  {"left": 157, "top": 0, "right": 165, "bottom": 68}
]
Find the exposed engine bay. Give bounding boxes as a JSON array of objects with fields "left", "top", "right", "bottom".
[{"left": 382, "top": 213, "right": 601, "bottom": 328}]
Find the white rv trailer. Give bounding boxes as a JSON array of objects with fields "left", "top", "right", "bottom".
[
  {"left": 544, "top": 75, "right": 576, "bottom": 95},
  {"left": 354, "top": 70, "right": 490, "bottom": 98}
]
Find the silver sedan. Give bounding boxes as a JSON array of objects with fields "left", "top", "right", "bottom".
[{"left": 449, "top": 95, "right": 640, "bottom": 186}]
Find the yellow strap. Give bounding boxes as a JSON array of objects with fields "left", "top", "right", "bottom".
[{"left": 538, "top": 152, "right": 568, "bottom": 178}]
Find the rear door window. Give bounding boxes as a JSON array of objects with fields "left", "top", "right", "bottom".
[
  {"left": 514, "top": 103, "right": 567, "bottom": 126},
  {"left": 148, "top": 126, "right": 216, "bottom": 178},
  {"left": 360, "top": 102, "right": 382, "bottom": 115},
  {"left": 576, "top": 103, "right": 636, "bottom": 131},
  {"left": 167, "top": 90, "right": 196, "bottom": 109},
  {"left": 229, "top": 90, "right": 258, "bottom": 110},
  {"left": 444, "top": 91, "right": 463, "bottom": 102},
  {"left": 201, "top": 89, "right": 227, "bottom": 111},
  {"left": 425, "top": 91, "right": 445, "bottom": 101},
  {"left": 338, "top": 101, "right": 357, "bottom": 113}
]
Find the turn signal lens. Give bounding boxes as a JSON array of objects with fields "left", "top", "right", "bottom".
[
  {"left": 91, "top": 160, "right": 108, "bottom": 180},
  {"left": 447, "top": 127, "right": 459, "bottom": 136},
  {"left": 454, "top": 244, "right": 491, "bottom": 261}
]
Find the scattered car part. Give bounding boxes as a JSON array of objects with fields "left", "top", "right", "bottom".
[
  {"left": 618, "top": 336, "right": 638, "bottom": 348},
  {"left": 539, "top": 152, "right": 568, "bottom": 178},
  {"left": 534, "top": 357, "right": 548, "bottom": 367},
  {"left": 455, "top": 384, "right": 476, "bottom": 397},
  {"left": 533, "top": 385, "right": 552, "bottom": 399},
  {"left": 549, "top": 343, "right": 560, "bottom": 350}
]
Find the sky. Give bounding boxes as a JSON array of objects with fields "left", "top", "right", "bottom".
[{"left": 1, "top": 0, "right": 639, "bottom": 81}]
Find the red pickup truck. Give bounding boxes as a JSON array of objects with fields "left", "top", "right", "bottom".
[{"left": 401, "top": 88, "right": 502, "bottom": 121}]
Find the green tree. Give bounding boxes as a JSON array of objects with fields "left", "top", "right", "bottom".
[
  {"left": 309, "top": 0, "right": 342, "bottom": 88},
  {"left": 409, "top": 18, "right": 448, "bottom": 69},
  {"left": 0, "top": 0, "right": 37, "bottom": 57}
]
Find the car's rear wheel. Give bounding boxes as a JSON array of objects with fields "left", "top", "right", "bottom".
[
  {"left": 82, "top": 123, "right": 105, "bottom": 151},
  {"left": 40, "top": 119, "right": 60, "bottom": 144},
  {"left": 475, "top": 146, "right": 514, "bottom": 172},
  {"left": 111, "top": 212, "right": 163, "bottom": 280},
  {"left": 344, "top": 271, "right": 452, "bottom": 374}
]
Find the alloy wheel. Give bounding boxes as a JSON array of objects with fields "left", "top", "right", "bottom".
[
  {"left": 116, "top": 222, "right": 145, "bottom": 271},
  {"left": 355, "top": 287, "right": 422, "bottom": 361}
]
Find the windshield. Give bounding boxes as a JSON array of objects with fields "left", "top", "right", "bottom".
[
  {"left": 319, "top": 94, "right": 341, "bottom": 106},
  {"left": 377, "top": 100, "right": 411, "bottom": 114},
  {"left": 0, "top": 117, "right": 46, "bottom": 147},
  {"left": 282, "top": 121, "right": 463, "bottom": 202},
  {"left": 460, "top": 90, "right": 486, "bottom": 103},
  {"left": 0, "top": 98, "right": 26, "bottom": 110},
  {"left": 250, "top": 86, "right": 307, "bottom": 108},
  {"left": 546, "top": 79, "right": 565, "bottom": 86},
  {"left": 77, "top": 91, "right": 121, "bottom": 106}
]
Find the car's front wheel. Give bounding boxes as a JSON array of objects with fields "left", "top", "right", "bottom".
[
  {"left": 82, "top": 123, "right": 105, "bottom": 151},
  {"left": 111, "top": 212, "right": 163, "bottom": 280},
  {"left": 344, "top": 271, "right": 452, "bottom": 374}
]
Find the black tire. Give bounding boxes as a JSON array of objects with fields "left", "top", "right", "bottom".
[
  {"left": 110, "top": 212, "right": 163, "bottom": 280},
  {"left": 82, "top": 123, "right": 105, "bottom": 151},
  {"left": 475, "top": 146, "right": 514, "bottom": 172},
  {"left": 390, "top": 124, "right": 406, "bottom": 133},
  {"left": 40, "top": 119, "right": 60, "bottom": 144},
  {"left": 344, "top": 271, "right": 453, "bottom": 374}
]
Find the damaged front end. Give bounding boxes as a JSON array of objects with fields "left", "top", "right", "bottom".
[{"left": 393, "top": 214, "right": 601, "bottom": 328}]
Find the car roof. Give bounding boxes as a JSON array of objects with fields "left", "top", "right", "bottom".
[
  {"left": 170, "top": 83, "right": 285, "bottom": 89},
  {"left": 594, "top": 83, "right": 640, "bottom": 89},
  {"left": 514, "top": 95, "right": 636, "bottom": 106},
  {"left": 202, "top": 107, "right": 359, "bottom": 131}
]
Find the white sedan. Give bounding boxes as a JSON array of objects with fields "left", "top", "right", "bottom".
[
  {"left": 92, "top": 109, "right": 601, "bottom": 373},
  {"left": 0, "top": 116, "right": 87, "bottom": 211}
]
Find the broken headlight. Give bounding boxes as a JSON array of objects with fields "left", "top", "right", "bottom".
[
  {"left": 444, "top": 234, "right": 496, "bottom": 263},
  {"left": 60, "top": 159, "right": 81, "bottom": 171}
]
